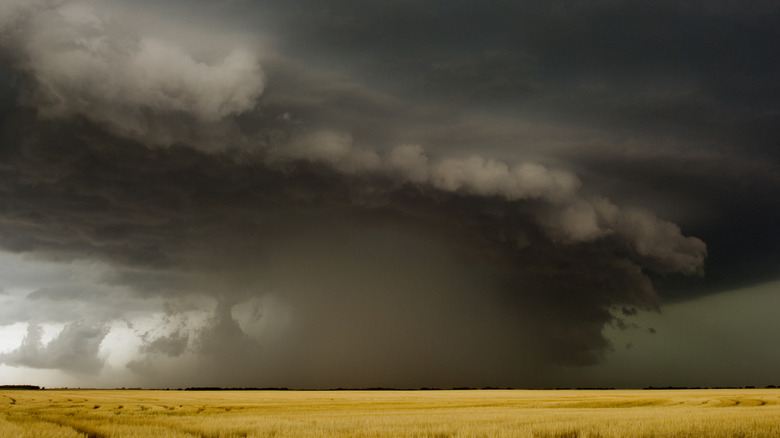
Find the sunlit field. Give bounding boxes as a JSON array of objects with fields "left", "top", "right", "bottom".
[{"left": 1, "top": 388, "right": 779, "bottom": 437}]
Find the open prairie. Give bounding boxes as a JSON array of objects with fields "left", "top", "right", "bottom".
[{"left": 1, "top": 388, "right": 779, "bottom": 437}]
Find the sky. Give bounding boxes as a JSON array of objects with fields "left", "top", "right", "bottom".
[{"left": 0, "top": 0, "right": 778, "bottom": 389}]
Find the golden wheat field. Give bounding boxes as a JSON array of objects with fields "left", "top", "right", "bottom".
[{"left": 1, "top": 388, "right": 779, "bottom": 437}]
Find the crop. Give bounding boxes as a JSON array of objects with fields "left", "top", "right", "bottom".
[{"left": 1, "top": 388, "right": 779, "bottom": 437}]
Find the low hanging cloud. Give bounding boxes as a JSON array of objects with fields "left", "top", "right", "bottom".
[
  {"left": 272, "top": 131, "right": 705, "bottom": 277},
  {"left": 0, "top": 0, "right": 712, "bottom": 387},
  {"left": 0, "top": 321, "right": 109, "bottom": 374},
  {"left": 0, "top": 120, "right": 705, "bottom": 383}
]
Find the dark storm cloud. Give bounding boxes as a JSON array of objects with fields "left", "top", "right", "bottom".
[
  {"left": 0, "top": 114, "right": 704, "bottom": 383},
  {"left": 249, "top": 0, "right": 780, "bottom": 277},
  {"left": 572, "top": 143, "right": 780, "bottom": 298},
  {"left": 0, "top": 0, "right": 264, "bottom": 150},
  {"left": 139, "top": 330, "right": 188, "bottom": 357},
  {"left": 0, "top": 0, "right": 776, "bottom": 387},
  {"left": 261, "top": 1, "right": 780, "bottom": 102},
  {"left": 259, "top": 0, "right": 780, "bottom": 162}
]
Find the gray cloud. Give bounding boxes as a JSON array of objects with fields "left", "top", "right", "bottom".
[
  {"left": 1, "top": 1, "right": 264, "bottom": 148},
  {"left": 0, "top": 119, "right": 704, "bottom": 382},
  {"left": 0, "top": 321, "right": 109, "bottom": 374},
  {"left": 140, "top": 330, "right": 188, "bottom": 358},
  {"left": 0, "top": 0, "right": 776, "bottom": 388}
]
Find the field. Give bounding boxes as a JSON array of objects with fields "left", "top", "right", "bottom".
[{"left": 1, "top": 388, "right": 779, "bottom": 437}]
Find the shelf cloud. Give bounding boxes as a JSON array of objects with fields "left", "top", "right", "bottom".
[{"left": 0, "top": 0, "right": 777, "bottom": 388}]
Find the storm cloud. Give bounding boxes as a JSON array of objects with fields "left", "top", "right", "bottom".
[
  {"left": 0, "top": 321, "right": 109, "bottom": 374},
  {"left": 0, "top": 0, "right": 777, "bottom": 388},
  {"left": 2, "top": 0, "right": 264, "bottom": 148}
]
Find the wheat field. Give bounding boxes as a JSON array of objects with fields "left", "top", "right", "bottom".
[{"left": 1, "top": 388, "right": 779, "bottom": 437}]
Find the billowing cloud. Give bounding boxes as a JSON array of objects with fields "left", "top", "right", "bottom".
[
  {"left": 1, "top": 1, "right": 264, "bottom": 148},
  {"left": 0, "top": 321, "right": 109, "bottom": 374},
  {"left": 0, "top": 117, "right": 705, "bottom": 383},
  {"left": 0, "top": 0, "right": 776, "bottom": 389},
  {"left": 139, "top": 330, "right": 188, "bottom": 358}
]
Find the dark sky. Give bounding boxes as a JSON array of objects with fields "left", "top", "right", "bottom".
[{"left": 0, "top": 0, "right": 778, "bottom": 389}]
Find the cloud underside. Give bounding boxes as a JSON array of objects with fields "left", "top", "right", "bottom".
[
  {"left": 0, "top": 116, "right": 704, "bottom": 383},
  {"left": 0, "top": 0, "right": 734, "bottom": 387}
]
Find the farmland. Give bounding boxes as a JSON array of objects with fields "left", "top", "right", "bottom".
[{"left": 1, "top": 388, "right": 779, "bottom": 437}]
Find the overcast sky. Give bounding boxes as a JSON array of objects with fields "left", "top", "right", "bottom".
[{"left": 0, "top": 0, "right": 778, "bottom": 389}]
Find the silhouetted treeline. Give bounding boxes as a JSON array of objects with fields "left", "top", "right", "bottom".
[
  {"left": 181, "top": 385, "right": 779, "bottom": 391},
  {"left": 643, "top": 386, "right": 774, "bottom": 390},
  {"left": 0, "top": 385, "right": 42, "bottom": 390},
  {"left": 184, "top": 387, "right": 289, "bottom": 391},
  {"left": 2, "top": 384, "right": 775, "bottom": 391}
]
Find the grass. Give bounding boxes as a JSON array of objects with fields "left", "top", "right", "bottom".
[{"left": 1, "top": 388, "right": 779, "bottom": 437}]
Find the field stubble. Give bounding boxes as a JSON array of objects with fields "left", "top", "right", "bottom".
[{"left": 1, "top": 389, "right": 779, "bottom": 437}]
